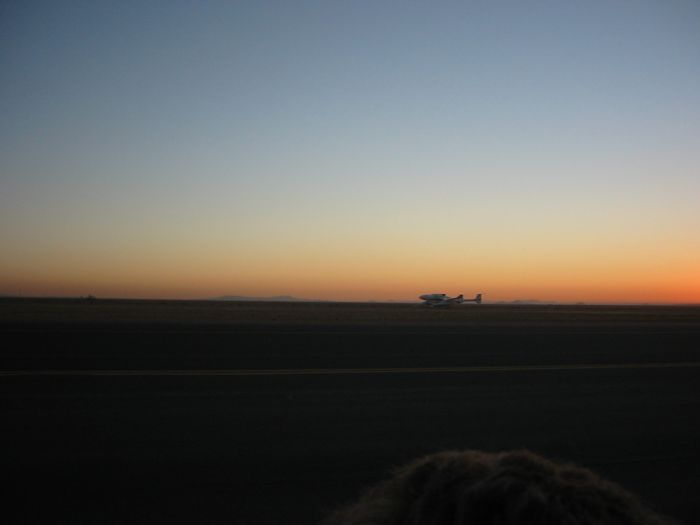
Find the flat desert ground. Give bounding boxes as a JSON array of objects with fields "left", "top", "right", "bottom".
[{"left": 2, "top": 298, "right": 699, "bottom": 524}]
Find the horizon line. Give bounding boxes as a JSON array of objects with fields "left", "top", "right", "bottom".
[{"left": 1, "top": 294, "right": 699, "bottom": 307}]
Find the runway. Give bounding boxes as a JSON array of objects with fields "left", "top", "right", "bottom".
[
  {"left": 2, "top": 302, "right": 699, "bottom": 524},
  {"left": 3, "top": 361, "right": 700, "bottom": 376}
]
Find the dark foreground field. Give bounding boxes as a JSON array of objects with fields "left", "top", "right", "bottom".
[{"left": 2, "top": 298, "right": 699, "bottom": 524}]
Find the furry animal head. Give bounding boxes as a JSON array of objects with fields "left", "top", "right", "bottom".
[{"left": 323, "top": 450, "right": 675, "bottom": 525}]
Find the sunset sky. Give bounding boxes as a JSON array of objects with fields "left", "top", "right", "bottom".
[{"left": 1, "top": 1, "right": 699, "bottom": 303}]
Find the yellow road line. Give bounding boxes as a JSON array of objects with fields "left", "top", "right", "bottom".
[{"left": 1, "top": 362, "right": 699, "bottom": 377}]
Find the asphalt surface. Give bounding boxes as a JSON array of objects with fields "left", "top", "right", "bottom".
[{"left": 2, "top": 307, "right": 699, "bottom": 524}]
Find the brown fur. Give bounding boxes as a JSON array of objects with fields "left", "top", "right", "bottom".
[{"left": 323, "top": 450, "right": 676, "bottom": 525}]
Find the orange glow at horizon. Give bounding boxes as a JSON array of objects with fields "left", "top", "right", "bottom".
[
  {"left": 2, "top": 169, "right": 698, "bottom": 305},
  {"left": 2, "top": 243, "right": 698, "bottom": 303}
]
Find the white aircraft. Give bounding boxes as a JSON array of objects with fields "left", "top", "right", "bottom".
[{"left": 419, "top": 293, "right": 482, "bottom": 307}]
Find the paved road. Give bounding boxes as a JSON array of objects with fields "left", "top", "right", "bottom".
[{"left": 2, "top": 322, "right": 699, "bottom": 524}]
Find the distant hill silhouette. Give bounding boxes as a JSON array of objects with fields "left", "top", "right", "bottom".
[
  {"left": 210, "top": 295, "right": 326, "bottom": 302},
  {"left": 494, "top": 299, "right": 558, "bottom": 305}
]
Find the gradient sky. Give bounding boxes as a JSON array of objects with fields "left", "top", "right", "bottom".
[{"left": 1, "top": 1, "right": 699, "bottom": 302}]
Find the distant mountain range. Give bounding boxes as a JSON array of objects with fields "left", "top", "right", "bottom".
[
  {"left": 494, "top": 299, "right": 558, "bottom": 305},
  {"left": 210, "top": 295, "right": 326, "bottom": 302},
  {"left": 493, "top": 300, "right": 593, "bottom": 305}
]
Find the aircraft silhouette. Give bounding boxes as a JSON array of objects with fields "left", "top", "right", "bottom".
[{"left": 419, "top": 293, "right": 482, "bottom": 307}]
